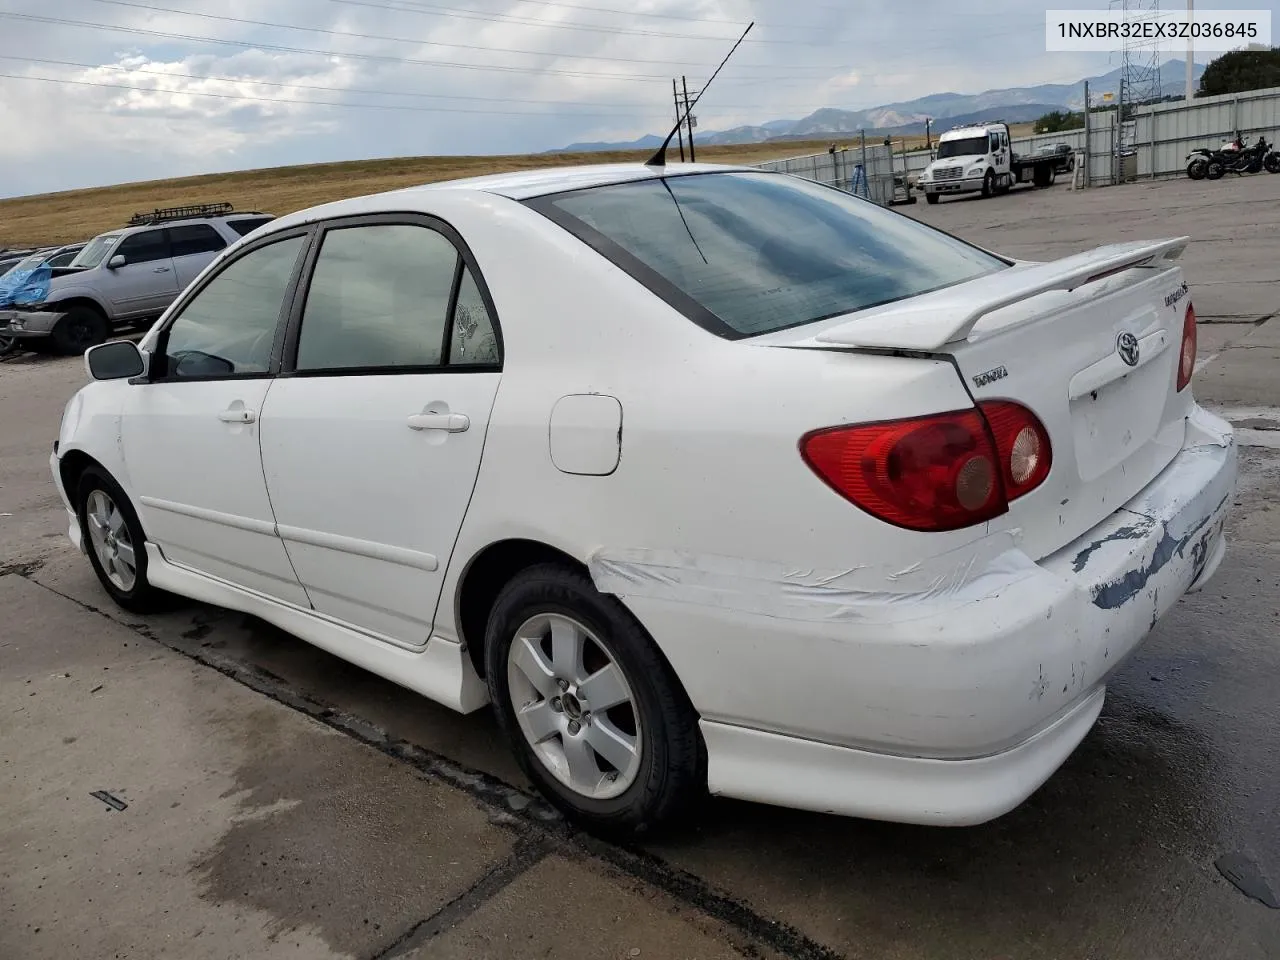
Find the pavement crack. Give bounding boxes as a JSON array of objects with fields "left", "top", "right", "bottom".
[{"left": 368, "top": 838, "right": 551, "bottom": 960}]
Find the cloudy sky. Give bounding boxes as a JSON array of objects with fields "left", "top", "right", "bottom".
[{"left": 0, "top": 0, "right": 1264, "bottom": 197}]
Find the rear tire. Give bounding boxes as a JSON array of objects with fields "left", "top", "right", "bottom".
[
  {"left": 1266, "top": 153, "right": 1280, "bottom": 174},
  {"left": 484, "top": 563, "right": 705, "bottom": 837},
  {"left": 1187, "top": 157, "right": 1208, "bottom": 180},
  {"left": 1206, "top": 160, "right": 1225, "bottom": 181},
  {"left": 77, "top": 466, "right": 170, "bottom": 613},
  {"left": 51, "top": 305, "right": 108, "bottom": 356}
]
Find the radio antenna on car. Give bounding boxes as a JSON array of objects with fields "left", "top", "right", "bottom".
[{"left": 645, "top": 22, "right": 754, "bottom": 169}]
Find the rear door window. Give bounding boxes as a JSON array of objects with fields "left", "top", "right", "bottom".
[
  {"left": 168, "top": 224, "right": 228, "bottom": 257},
  {"left": 531, "top": 172, "right": 1005, "bottom": 339}
]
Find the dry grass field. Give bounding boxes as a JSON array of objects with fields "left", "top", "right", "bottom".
[{"left": 0, "top": 124, "right": 1034, "bottom": 246}]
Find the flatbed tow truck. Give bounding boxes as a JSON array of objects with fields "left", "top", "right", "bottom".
[{"left": 917, "top": 120, "right": 1063, "bottom": 204}]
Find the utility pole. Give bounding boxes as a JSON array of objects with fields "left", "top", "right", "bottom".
[
  {"left": 1186, "top": 0, "right": 1195, "bottom": 101},
  {"left": 672, "top": 79, "right": 685, "bottom": 162},
  {"left": 682, "top": 76, "right": 696, "bottom": 162},
  {"left": 925, "top": 117, "right": 932, "bottom": 152}
]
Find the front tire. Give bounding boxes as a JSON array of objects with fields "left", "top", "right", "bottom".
[
  {"left": 925, "top": 192, "right": 940, "bottom": 205},
  {"left": 77, "top": 466, "right": 169, "bottom": 613},
  {"left": 484, "top": 564, "right": 704, "bottom": 836},
  {"left": 1265, "top": 153, "right": 1280, "bottom": 174},
  {"left": 51, "top": 306, "right": 108, "bottom": 356},
  {"left": 1206, "top": 160, "right": 1225, "bottom": 180},
  {"left": 981, "top": 170, "right": 995, "bottom": 197}
]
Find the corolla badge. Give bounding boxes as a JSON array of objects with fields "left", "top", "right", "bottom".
[{"left": 1117, "top": 331, "right": 1140, "bottom": 367}]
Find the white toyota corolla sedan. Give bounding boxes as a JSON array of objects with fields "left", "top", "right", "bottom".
[{"left": 52, "top": 163, "right": 1235, "bottom": 834}]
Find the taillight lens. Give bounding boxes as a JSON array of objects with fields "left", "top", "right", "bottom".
[
  {"left": 1177, "top": 303, "right": 1197, "bottom": 391},
  {"left": 979, "top": 400, "right": 1053, "bottom": 499},
  {"left": 800, "top": 402, "right": 1051, "bottom": 532}
]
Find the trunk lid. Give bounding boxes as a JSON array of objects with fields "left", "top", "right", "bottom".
[{"left": 773, "top": 239, "right": 1196, "bottom": 560}]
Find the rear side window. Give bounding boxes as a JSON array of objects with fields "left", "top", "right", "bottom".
[
  {"left": 227, "top": 217, "right": 274, "bottom": 237},
  {"left": 531, "top": 172, "right": 1005, "bottom": 339},
  {"left": 295, "top": 224, "right": 459, "bottom": 372},
  {"left": 169, "top": 224, "right": 227, "bottom": 257},
  {"left": 116, "top": 230, "right": 170, "bottom": 266}
]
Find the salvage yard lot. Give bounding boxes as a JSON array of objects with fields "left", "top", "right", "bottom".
[{"left": 3, "top": 172, "right": 1279, "bottom": 960}]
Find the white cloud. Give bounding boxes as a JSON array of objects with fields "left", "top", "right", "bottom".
[{"left": 0, "top": 0, "right": 1208, "bottom": 196}]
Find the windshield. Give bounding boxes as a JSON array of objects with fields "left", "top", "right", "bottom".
[
  {"left": 936, "top": 137, "right": 989, "bottom": 159},
  {"left": 9, "top": 252, "right": 47, "bottom": 273},
  {"left": 71, "top": 234, "right": 121, "bottom": 268},
  {"left": 531, "top": 171, "right": 1005, "bottom": 339}
]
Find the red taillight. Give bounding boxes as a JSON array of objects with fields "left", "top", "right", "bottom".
[
  {"left": 800, "top": 402, "right": 1051, "bottom": 532},
  {"left": 980, "top": 400, "right": 1053, "bottom": 499},
  {"left": 1177, "top": 303, "right": 1197, "bottom": 391}
]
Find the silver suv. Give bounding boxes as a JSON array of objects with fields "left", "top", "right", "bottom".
[{"left": 1, "top": 203, "right": 273, "bottom": 355}]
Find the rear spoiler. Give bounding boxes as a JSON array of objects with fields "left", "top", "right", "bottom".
[{"left": 813, "top": 237, "right": 1189, "bottom": 352}]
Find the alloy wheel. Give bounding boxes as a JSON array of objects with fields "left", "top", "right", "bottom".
[
  {"left": 506, "top": 612, "right": 643, "bottom": 800},
  {"left": 85, "top": 489, "right": 137, "bottom": 591}
]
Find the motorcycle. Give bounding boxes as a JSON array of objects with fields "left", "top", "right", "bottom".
[
  {"left": 1207, "top": 135, "right": 1275, "bottom": 179},
  {"left": 1186, "top": 132, "right": 1246, "bottom": 180}
]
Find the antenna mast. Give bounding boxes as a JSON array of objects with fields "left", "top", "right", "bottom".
[{"left": 645, "top": 22, "right": 754, "bottom": 168}]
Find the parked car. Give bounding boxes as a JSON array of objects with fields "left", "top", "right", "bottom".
[
  {"left": 0, "top": 249, "right": 40, "bottom": 277},
  {"left": 0, "top": 204, "right": 274, "bottom": 355},
  {"left": 1036, "top": 142, "right": 1076, "bottom": 174},
  {"left": 52, "top": 164, "right": 1235, "bottom": 835}
]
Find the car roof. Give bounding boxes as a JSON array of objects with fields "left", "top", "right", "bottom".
[
  {"left": 263, "top": 162, "right": 757, "bottom": 233},
  {"left": 409, "top": 162, "right": 753, "bottom": 200}
]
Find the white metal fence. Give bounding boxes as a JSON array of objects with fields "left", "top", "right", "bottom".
[
  {"left": 756, "top": 84, "right": 1280, "bottom": 203},
  {"left": 753, "top": 140, "right": 901, "bottom": 206}
]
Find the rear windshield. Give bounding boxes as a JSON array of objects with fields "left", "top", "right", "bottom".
[
  {"left": 71, "top": 234, "right": 121, "bottom": 268},
  {"left": 936, "top": 137, "right": 989, "bottom": 158},
  {"left": 530, "top": 171, "right": 1005, "bottom": 339}
]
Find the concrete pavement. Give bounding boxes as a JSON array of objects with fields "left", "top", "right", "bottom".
[{"left": 3, "top": 173, "right": 1280, "bottom": 959}]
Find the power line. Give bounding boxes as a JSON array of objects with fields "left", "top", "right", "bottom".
[
  {"left": 0, "top": 70, "right": 669, "bottom": 117},
  {"left": 79, "top": 0, "right": 747, "bottom": 68},
  {"left": 0, "top": 11, "right": 844, "bottom": 83},
  {"left": 0, "top": 12, "right": 672, "bottom": 81},
  {"left": 329, "top": 0, "right": 821, "bottom": 44},
  {"left": 448, "top": 0, "right": 810, "bottom": 29},
  {"left": 0, "top": 55, "right": 846, "bottom": 112}
]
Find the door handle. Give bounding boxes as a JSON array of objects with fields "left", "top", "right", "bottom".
[
  {"left": 153, "top": 266, "right": 171, "bottom": 273},
  {"left": 218, "top": 408, "right": 256, "bottom": 424},
  {"left": 407, "top": 412, "right": 469, "bottom": 433}
]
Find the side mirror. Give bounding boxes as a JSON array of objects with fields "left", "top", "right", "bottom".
[
  {"left": 84, "top": 340, "right": 145, "bottom": 381},
  {"left": 107, "top": 254, "right": 126, "bottom": 269}
]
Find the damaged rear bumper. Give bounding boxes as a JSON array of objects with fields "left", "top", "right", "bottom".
[{"left": 596, "top": 404, "right": 1236, "bottom": 825}]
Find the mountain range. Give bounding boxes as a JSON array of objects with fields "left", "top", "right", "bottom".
[{"left": 553, "top": 60, "right": 1206, "bottom": 152}]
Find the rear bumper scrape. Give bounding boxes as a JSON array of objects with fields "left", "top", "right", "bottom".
[
  {"left": 588, "top": 529, "right": 1040, "bottom": 626},
  {"left": 1063, "top": 404, "right": 1235, "bottom": 609}
]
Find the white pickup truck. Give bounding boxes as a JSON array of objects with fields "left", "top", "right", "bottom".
[
  {"left": 918, "top": 121, "right": 1063, "bottom": 204},
  {"left": 0, "top": 203, "right": 273, "bottom": 355}
]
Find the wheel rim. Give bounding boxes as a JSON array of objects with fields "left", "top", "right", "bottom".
[
  {"left": 70, "top": 319, "right": 96, "bottom": 349},
  {"left": 506, "top": 613, "right": 643, "bottom": 800},
  {"left": 85, "top": 489, "right": 136, "bottom": 591}
]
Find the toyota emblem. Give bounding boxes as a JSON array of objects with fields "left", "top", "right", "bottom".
[{"left": 1117, "top": 332, "right": 1140, "bottom": 367}]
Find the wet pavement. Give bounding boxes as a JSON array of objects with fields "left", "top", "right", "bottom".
[{"left": 3, "top": 173, "right": 1279, "bottom": 959}]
